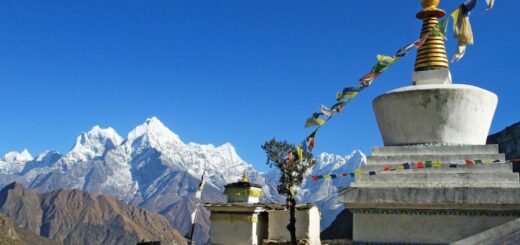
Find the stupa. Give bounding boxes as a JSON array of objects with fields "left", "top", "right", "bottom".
[{"left": 339, "top": 0, "right": 520, "bottom": 243}]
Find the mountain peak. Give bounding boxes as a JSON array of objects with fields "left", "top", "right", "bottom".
[
  {"left": 68, "top": 126, "right": 123, "bottom": 160},
  {"left": 2, "top": 149, "right": 33, "bottom": 162},
  {"left": 127, "top": 117, "right": 183, "bottom": 148}
]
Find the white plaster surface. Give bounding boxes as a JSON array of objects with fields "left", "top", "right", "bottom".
[
  {"left": 354, "top": 213, "right": 517, "bottom": 244},
  {"left": 412, "top": 69, "right": 452, "bottom": 85},
  {"left": 267, "top": 207, "right": 321, "bottom": 245},
  {"left": 210, "top": 218, "right": 256, "bottom": 245},
  {"left": 454, "top": 217, "right": 520, "bottom": 244},
  {"left": 373, "top": 84, "right": 498, "bottom": 146}
]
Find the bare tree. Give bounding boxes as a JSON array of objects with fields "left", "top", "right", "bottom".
[{"left": 262, "top": 138, "right": 316, "bottom": 245}]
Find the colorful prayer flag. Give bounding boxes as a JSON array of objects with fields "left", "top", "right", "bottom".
[
  {"left": 450, "top": 7, "right": 474, "bottom": 62},
  {"left": 369, "top": 171, "right": 376, "bottom": 176},
  {"left": 330, "top": 174, "right": 337, "bottom": 179},
  {"left": 305, "top": 117, "right": 326, "bottom": 128},
  {"left": 349, "top": 173, "right": 356, "bottom": 178},
  {"left": 303, "top": 129, "right": 318, "bottom": 152},
  {"left": 336, "top": 87, "right": 361, "bottom": 101},
  {"left": 324, "top": 175, "right": 331, "bottom": 180},
  {"left": 485, "top": 0, "right": 495, "bottom": 10},
  {"left": 341, "top": 173, "right": 349, "bottom": 177},
  {"left": 432, "top": 17, "right": 449, "bottom": 40},
  {"left": 310, "top": 176, "right": 319, "bottom": 182},
  {"left": 465, "top": 160, "right": 475, "bottom": 166},
  {"left": 416, "top": 162, "right": 425, "bottom": 169},
  {"left": 383, "top": 166, "right": 392, "bottom": 171},
  {"left": 433, "top": 161, "right": 442, "bottom": 168},
  {"left": 414, "top": 33, "right": 430, "bottom": 48},
  {"left": 359, "top": 73, "right": 378, "bottom": 87},
  {"left": 396, "top": 165, "right": 404, "bottom": 171},
  {"left": 371, "top": 55, "right": 399, "bottom": 74},
  {"left": 403, "top": 163, "right": 411, "bottom": 170},
  {"left": 354, "top": 169, "right": 362, "bottom": 175},
  {"left": 295, "top": 145, "right": 303, "bottom": 161},
  {"left": 331, "top": 101, "right": 348, "bottom": 113},
  {"left": 461, "top": 0, "right": 477, "bottom": 15},
  {"left": 195, "top": 170, "right": 206, "bottom": 199},
  {"left": 320, "top": 105, "right": 333, "bottom": 118},
  {"left": 396, "top": 42, "right": 416, "bottom": 58},
  {"left": 425, "top": 161, "right": 433, "bottom": 168},
  {"left": 449, "top": 164, "right": 458, "bottom": 168},
  {"left": 475, "top": 160, "right": 483, "bottom": 165}
]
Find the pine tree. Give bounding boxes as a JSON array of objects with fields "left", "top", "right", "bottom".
[{"left": 261, "top": 138, "right": 315, "bottom": 245}]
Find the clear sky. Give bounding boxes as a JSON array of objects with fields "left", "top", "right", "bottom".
[{"left": 0, "top": 1, "right": 518, "bottom": 173}]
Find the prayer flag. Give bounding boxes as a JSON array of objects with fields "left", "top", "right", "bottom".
[
  {"left": 396, "top": 41, "right": 416, "bottom": 58},
  {"left": 432, "top": 17, "right": 449, "bottom": 40},
  {"left": 465, "top": 160, "right": 475, "bottom": 166},
  {"left": 341, "top": 173, "right": 349, "bottom": 177},
  {"left": 416, "top": 162, "right": 425, "bottom": 169},
  {"left": 336, "top": 87, "right": 361, "bottom": 101},
  {"left": 475, "top": 159, "right": 483, "bottom": 165},
  {"left": 451, "top": 7, "right": 474, "bottom": 62},
  {"left": 303, "top": 129, "right": 318, "bottom": 152},
  {"left": 425, "top": 161, "right": 433, "bottom": 168},
  {"left": 354, "top": 169, "right": 362, "bottom": 175},
  {"left": 461, "top": 0, "right": 477, "bottom": 15},
  {"left": 371, "top": 55, "right": 399, "bottom": 74},
  {"left": 295, "top": 145, "right": 303, "bottom": 161},
  {"left": 331, "top": 174, "right": 338, "bottom": 179},
  {"left": 320, "top": 105, "right": 333, "bottom": 118},
  {"left": 331, "top": 101, "right": 348, "bottom": 113},
  {"left": 318, "top": 175, "right": 324, "bottom": 180},
  {"left": 485, "top": 0, "right": 495, "bottom": 10},
  {"left": 484, "top": 160, "right": 493, "bottom": 165},
  {"left": 310, "top": 176, "right": 319, "bottom": 182},
  {"left": 449, "top": 164, "right": 458, "bottom": 168},
  {"left": 195, "top": 170, "right": 206, "bottom": 199},
  {"left": 324, "top": 175, "right": 331, "bottom": 180},
  {"left": 433, "top": 161, "right": 442, "bottom": 168},
  {"left": 305, "top": 117, "right": 326, "bottom": 128},
  {"left": 494, "top": 159, "right": 500, "bottom": 163},
  {"left": 396, "top": 165, "right": 404, "bottom": 171},
  {"left": 349, "top": 173, "right": 356, "bottom": 178},
  {"left": 369, "top": 171, "right": 376, "bottom": 176},
  {"left": 359, "top": 73, "right": 378, "bottom": 87},
  {"left": 383, "top": 166, "right": 392, "bottom": 171},
  {"left": 414, "top": 33, "right": 430, "bottom": 48},
  {"left": 403, "top": 163, "right": 411, "bottom": 170}
]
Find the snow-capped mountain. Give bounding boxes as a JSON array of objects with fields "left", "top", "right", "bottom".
[{"left": 0, "top": 117, "right": 365, "bottom": 243}]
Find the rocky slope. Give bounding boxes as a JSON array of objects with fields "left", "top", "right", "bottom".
[
  {"left": 488, "top": 121, "right": 520, "bottom": 161},
  {"left": 0, "top": 214, "right": 61, "bottom": 245},
  {"left": 0, "top": 182, "right": 185, "bottom": 245},
  {"left": 0, "top": 117, "right": 366, "bottom": 244}
]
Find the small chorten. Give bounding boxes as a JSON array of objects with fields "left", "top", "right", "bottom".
[{"left": 223, "top": 171, "right": 263, "bottom": 204}]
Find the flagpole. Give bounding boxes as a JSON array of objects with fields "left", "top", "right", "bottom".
[{"left": 187, "top": 169, "right": 206, "bottom": 245}]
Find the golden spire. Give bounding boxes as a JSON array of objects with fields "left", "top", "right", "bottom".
[
  {"left": 415, "top": 0, "right": 449, "bottom": 71},
  {"left": 241, "top": 171, "right": 249, "bottom": 183}
]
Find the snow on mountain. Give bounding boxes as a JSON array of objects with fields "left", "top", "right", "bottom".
[
  {"left": 0, "top": 117, "right": 365, "bottom": 242},
  {"left": 0, "top": 149, "right": 33, "bottom": 174}
]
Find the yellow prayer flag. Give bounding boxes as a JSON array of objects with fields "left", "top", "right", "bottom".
[
  {"left": 324, "top": 175, "right": 331, "bottom": 180},
  {"left": 396, "top": 165, "right": 404, "bottom": 171},
  {"left": 354, "top": 169, "right": 362, "bottom": 175},
  {"left": 433, "top": 161, "right": 442, "bottom": 168}
]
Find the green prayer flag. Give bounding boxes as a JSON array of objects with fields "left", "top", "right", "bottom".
[
  {"left": 475, "top": 160, "right": 483, "bottom": 165},
  {"left": 370, "top": 55, "right": 399, "bottom": 74},
  {"left": 425, "top": 161, "right": 433, "bottom": 168},
  {"left": 432, "top": 17, "right": 449, "bottom": 40}
]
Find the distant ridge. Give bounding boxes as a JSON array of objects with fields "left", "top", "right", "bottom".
[{"left": 0, "top": 182, "right": 185, "bottom": 245}]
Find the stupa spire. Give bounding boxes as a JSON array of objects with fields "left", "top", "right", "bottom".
[{"left": 414, "top": 0, "right": 449, "bottom": 71}]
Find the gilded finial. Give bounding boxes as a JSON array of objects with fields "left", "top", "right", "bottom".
[
  {"left": 421, "top": 0, "right": 440, "bottom": 9},
  {"left": 241, "top": 171, "right": 249, "bottom": 183}
]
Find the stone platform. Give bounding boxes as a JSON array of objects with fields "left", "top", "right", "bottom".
[{"left": 339, "top": 144, "right": 520, "bottom": 244}]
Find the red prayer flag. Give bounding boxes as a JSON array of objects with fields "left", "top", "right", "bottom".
[
  {"left": 310, "top": 176, "right": 319, "bottom": 182},
  {"left": 416, "top": 162, "right": 425, "bottom": 169},
  {"left": 383, "top": 166, "right": 391, "bottom": 171},
  {"left": 465, "top": 160, "right": 475, "bottom": 166}
]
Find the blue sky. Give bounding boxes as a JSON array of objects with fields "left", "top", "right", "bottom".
[{"left": 0, "top": 0, "right": 518, "bottom": 173}]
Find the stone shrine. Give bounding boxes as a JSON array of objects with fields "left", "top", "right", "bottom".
[
  {"left": 205, "top": 173, "right": 321, "bottom": 245},
  {"left": 339, "top": 0, "right": 520, "bottom": 244}
]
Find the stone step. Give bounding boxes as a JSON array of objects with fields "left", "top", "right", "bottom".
[
  {"left": 352, "top": 172, "right": 520, "bottom": 185},
  {"left": 339, "top": 186, "right": 520, "bottom": 206},
  {"left": 350, "top": 182, "right": 520, "bottom": 188},
  {"left": 359, "top": 162, "right": 513, "bottom": 173},
  {"left": 371, "top": 145, "right": 499, "bottom": 156},
  {"left": 366, "top": 153, "right": 505, "bottom": 165}
]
